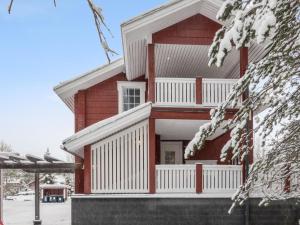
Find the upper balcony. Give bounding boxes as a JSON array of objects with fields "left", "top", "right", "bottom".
[
  {"left": 147, "top": 44, "right": 247, "bottom": 109},
  {"left": 155, "top": 77, "right": 240, "bottom": 107}
]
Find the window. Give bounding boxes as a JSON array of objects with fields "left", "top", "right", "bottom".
[{"left": 117, "top": 82, "right": 146, "bottom": 113}]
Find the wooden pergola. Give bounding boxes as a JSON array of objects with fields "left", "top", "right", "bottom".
[{"left": 0, "top": 152, "right": 80, "bottom": 225}]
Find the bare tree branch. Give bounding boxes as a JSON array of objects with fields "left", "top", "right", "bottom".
[
  {"left": 8, "top": 0, "right": 14, "bottom": 14},
  {"left": 86, "top": 0, "right": 117, "bottom": 63},
  {"left": 6, "top": 0, "right": 117, "bottom": 63}
]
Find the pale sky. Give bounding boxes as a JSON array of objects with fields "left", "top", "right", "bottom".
[{"left": 0, "top": 0, "right": 166, "bottom": 160}]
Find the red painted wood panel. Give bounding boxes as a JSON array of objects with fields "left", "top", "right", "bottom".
[
  {"left": 84, "top": 73, "right": 147, "bottom": 126},
  {"left": 148, "top": 44, "right": 155, "bottom": 102},
  {"left": 149, "top": 118, "right": 156, "bottom": 194},
  {"left": 84, "top": 145, "right": 91, "bottom": 194},
  {"left": 188, "top": 131, "right": 233, "bottom": 165},
  {"left": 74, "top": 91, "right": 86, "bottom": 194},
  {"left": 153, "top": 14, "right": 221, "bottom": 45}
]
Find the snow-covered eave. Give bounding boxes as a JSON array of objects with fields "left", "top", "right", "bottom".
[
  {"left": 53, "top": 58, "right": 125, "bottom": 113},
  {"left": 62, "top": 102, "right": 152, "bottom": 158},
  {"left": 121, "top": 0, "right": 224, "bottom": 81}
]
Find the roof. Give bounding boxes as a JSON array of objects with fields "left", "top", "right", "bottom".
[
  {"left": 62, "top": 102, "right": 152, "bottom": 158},
  {"left": 121, "top": 0, "right": 224, "bottom": 80},
  {"left": 54, "top": 58, "right": 124, "bottom": 112}
]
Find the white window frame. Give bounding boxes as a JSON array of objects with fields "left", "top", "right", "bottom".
[{"left": 117, "top": 81, "right": 146, "bottom": 113}]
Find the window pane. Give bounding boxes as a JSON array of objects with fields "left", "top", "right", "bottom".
[
  {"left": 129, "top": 96, "right": 135, "bottom": 104},
  {"left": 121, "top": 87, "right": 142, "bottom": 112},
  {"left": 135, "top": 97, "right": 140, "bottom": 104},
  {"left": 129, "top": 89, "right": 135, "bottom": 95}
]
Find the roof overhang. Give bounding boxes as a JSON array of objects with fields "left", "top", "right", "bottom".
[
  {"left": 62, "top": 102, "right": 152, "bottom": 158},
  {"left": 121, "top": 0, "right": 224, "bottom": 80},
  {"left": 54, "top": 58, "right": 125, "bottom": 112}
]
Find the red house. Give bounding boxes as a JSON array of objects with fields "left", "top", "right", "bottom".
[{"left": 54, "top": 1, "right": 297, "bottom": 225}]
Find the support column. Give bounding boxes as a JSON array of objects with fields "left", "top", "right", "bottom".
[
  {"left": 74, "top": 90, "right": 86, "bottom": 194},
  {"left": 240, "top": 47, "right": 250, "bottom": 225},
  {"left": 33, "top": 173, "right": 41, "bottom": 225},
  {"left": 196, "top": 76, "right": 203, "bottom": 104},
  {"left": 84, "top": 145, "right": 91, "bottom": 194},
  {"left": 149, "top": 118, "right": 156, "bottom": 194},
  {"left": 148, "top": 44, "right": 155, "bottom": 103},
  {"left": 196, "top": 163, "right": 203, "bottom": 193}
]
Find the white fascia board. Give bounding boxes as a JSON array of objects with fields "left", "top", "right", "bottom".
[
  {"left": 53, "top": 58, "right": 125, "bottom": 112},
  {"left": 62, "top": 102, "right": 152, "bottom": 156}
]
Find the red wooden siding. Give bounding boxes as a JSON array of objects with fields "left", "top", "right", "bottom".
[
  {"left": 187, "top": 131, "right": 232, "bottom": 164},
  {"left": 152, "top": 14, "right": 221, "bottom": 45},
  {"left": 84, "top": 145, "right": 91, "bottom": 194},
  {"left": 74, "top": 91, "right": 86, "bottom": 194},
  {"left": 84, "top": 73, "right": 147, "bottom": 126}
]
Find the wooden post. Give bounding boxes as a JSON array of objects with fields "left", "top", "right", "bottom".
[
  {"left": 74, "top": 90, "right": 86, "bottom": 194},
  {"left": 284, "top": 164, "right": 291, "bottom": 193},
  {"left": 148, "top": 44, "right": 155, "bottom": 103},
  {"left": 196, "top": 163, "right": 203, "bottom": 193},
  {"left": 240, "top": 47, "right": 248, "bottom": 77},
  {"left": 240, "top": 47, "right": 250, "bottom": 225},
  {"left": 33, "top": 173, "right": 41, "bottom": 225},
  {"left": 149, "top": 118, "right": 156, "bottom": 193},
  {"left": 196, "top": 76, "right": 203, "bottom": 104},
  {"left": 84, "top": 145, "right": 91, "bottom": 194}
]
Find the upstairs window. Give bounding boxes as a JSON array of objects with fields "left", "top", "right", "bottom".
[{"left": 117, "top": 82, "right": 146, "bottom": 113}]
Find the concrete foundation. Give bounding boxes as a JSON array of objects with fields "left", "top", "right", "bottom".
[{"left": 72, "top": 196, "right": 300, "bottom": 225}]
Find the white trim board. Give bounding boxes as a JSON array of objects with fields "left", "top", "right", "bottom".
[{"left": 62, "top": 102, "right": 152, "bottom": 158}]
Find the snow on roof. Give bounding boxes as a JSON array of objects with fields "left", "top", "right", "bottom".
[
  {"left": 62, "top": 102, "right": 152, "bottom": 158},
  {"left": 54, "top": 58, "right": 124, "bottom": 112}
]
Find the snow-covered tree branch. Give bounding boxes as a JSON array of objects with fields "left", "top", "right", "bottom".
[{"left": 186, "top": 0, "right": 300, "bottom": 207}]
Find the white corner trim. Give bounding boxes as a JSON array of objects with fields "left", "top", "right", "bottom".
[
  {"left": 117, "top": 81, "right": 146, "bottom": 113},
  {"left": 62, "top": 102, "right": 152, "bottom": 156}
]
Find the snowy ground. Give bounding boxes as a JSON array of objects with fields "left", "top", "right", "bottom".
[{"left": 3, "top": 200, "right": 71, "bottom": 225}]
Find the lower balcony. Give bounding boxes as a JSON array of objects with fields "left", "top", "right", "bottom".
[{"left": 155, "top": 77, "right": 240, "bottom": 107}]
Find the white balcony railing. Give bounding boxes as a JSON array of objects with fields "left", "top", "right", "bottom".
[
  {"left": 156, "top": 164, "right": 196, "bottom": 193},
  {"left": 202, "top": 165, "right": 243, "bottom": 193},
  {"left": 155, "top": 78, "right": 196, "bottom": 105},
  {"left": 156, "top": 164, "right": 243, "bottom": 193},
  {"left": 155, "top": 77, "right": 239, "bottom": 107}
]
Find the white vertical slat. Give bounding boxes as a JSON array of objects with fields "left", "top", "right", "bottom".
[
  {"left": 100, "top": 144, "right": 104, "bottom": 191},
  {"left": 124, "top": 133, "right": 128, "bottom": 191},
  {"left": 97, "top": 147, "right": 101, "bottom": 191},
  {"left": 105, "top": 142, "right": 109, "bottom": 191},
  {"left": 128, "top": 131, "right": 132, "bottom": 191},
  {"left": 116, "top": 137, "right": 120, "bottom": 190},
  {"left": 143, "top": 123, "right": 148, "bottom": 191},
  {"left": 120, "top": 135, "right": 124, "bottom": 190}
]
